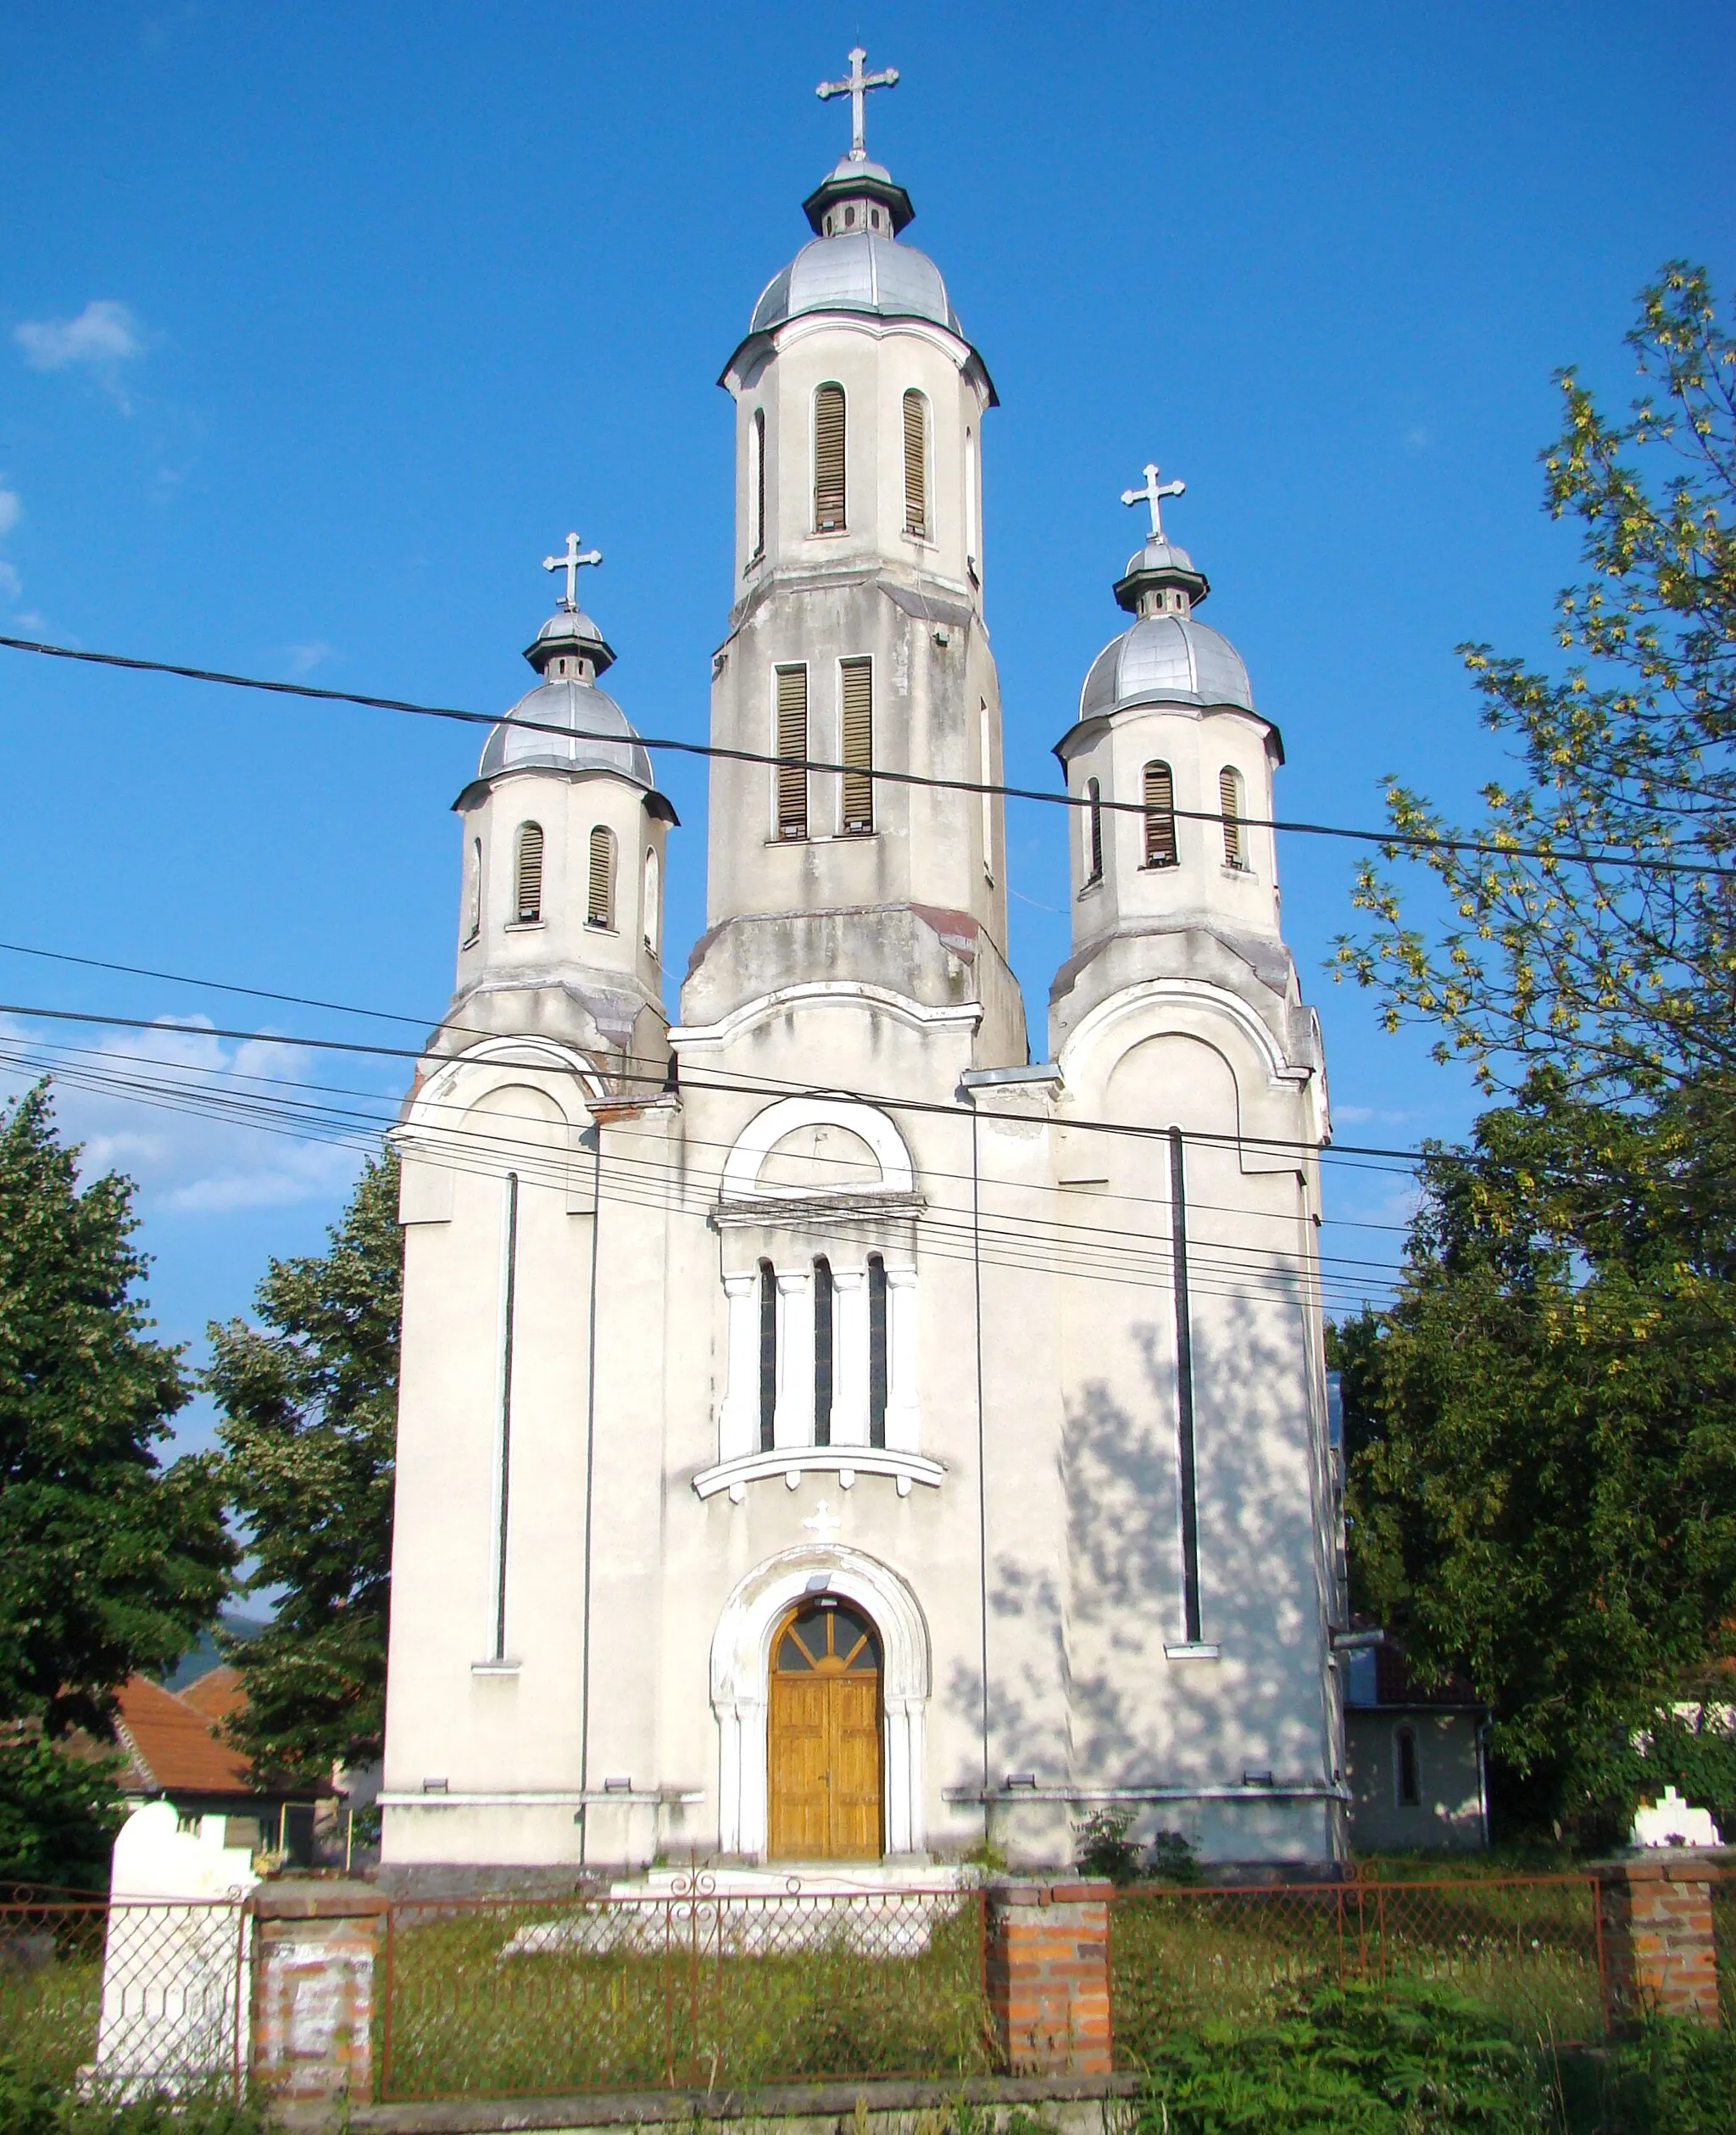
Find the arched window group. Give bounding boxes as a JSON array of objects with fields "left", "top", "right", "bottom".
[
  {"left": 754, "top": 1251, "right": 894, "bottom": 1454},
  {"left": 1077, "top": 761, "right": 1255, "bottom": 887}
]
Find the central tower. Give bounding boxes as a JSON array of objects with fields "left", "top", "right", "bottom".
[{"left": 680, "top": 56, "right": 1025, "bottom": 1064}]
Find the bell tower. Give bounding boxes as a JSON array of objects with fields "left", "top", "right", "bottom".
[{"left": 680, "top": 52, "right": 1026, "bottom": 1066}]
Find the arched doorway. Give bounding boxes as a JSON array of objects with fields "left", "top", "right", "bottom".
[{"left": 766, "top": 1597, "right": 882, "bottom": 1859}]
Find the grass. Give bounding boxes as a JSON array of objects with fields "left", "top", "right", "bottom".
[
  {"left": 0, "top": 1918, "right": 104, "bottom": 2092},
  {"left": 381, "top": 1895, "right": 994, "bottom": 2099}
]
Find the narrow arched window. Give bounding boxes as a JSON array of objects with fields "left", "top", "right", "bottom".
[
  {"left": 775, "top": 664, "right": 809, "bottom": 839},
  {"left": 1143, "top": 761, "right": 1178, "bottom": 868},
  {"left": 965, "top": 426, "right": 978, "bottom": 574},
  {"left": 749, "top": 408, "right": 766, "bottom": 563},
  {"left": 1220, "top": 766, "right": 1246, "bottom": 870},
  {"left": 902, "top": 389, "right": 928, "bottom": 538},
  {"left": 465, "top": 836, "right": 481, "bottom": 945},
  {"left": 812, "top": 1257, "right": 834, "bottom": 1449},
  {"left": 1394, "top": 1725, "right": 1422, "bottom": 1809},
  {"left": 840, "top": 656, "right": 873, "bottom": 834},
  {"left": 1084, "top": 778, "right": 1104, "bottom": 885},
  {"left": 758, "top": 1260, "right": 776, "bottom": 1452},
  {"left": 979, "top": 700, "right": 994, "bottom": 884},
  {"left": 515, "top": 822, "right": 543, "bottom": 924},
  {"left": 867, "top": 1255, "right": 888, "bottom": 1450},
  {"left": 642, "top": 845, "right": 660, "bottom": 955},
  {"left": 587, "top": 825, "right": 615, "bottom": 928},
  {"left": 813, "top": 383, "right": 846, "bottom": 532}
]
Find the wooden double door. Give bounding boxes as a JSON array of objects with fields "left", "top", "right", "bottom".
[{"left": 766, "top": 1598, "right": 883, "bottom": 1859}]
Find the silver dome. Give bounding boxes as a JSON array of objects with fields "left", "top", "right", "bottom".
[
  {"left": 750, "top": 231, "right": 961, "bottom": 338},
  {"left": 479, "top": 677, "right": 654, "bottom": 789},
  {"left": 1081, "top": 615, "right": 1255, "bottom": 720}
]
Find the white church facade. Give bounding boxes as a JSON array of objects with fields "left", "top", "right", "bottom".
[{"left": 380, "top": 58, "right": 1344, "bottom": 1878}]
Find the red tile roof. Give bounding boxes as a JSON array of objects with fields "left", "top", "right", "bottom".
[
  {"left": 114, "top": 1675, "right": 253, "bottom": 1797},
  {"left": 178, "top": 1665, "right": 246, "bottom": 1729}
]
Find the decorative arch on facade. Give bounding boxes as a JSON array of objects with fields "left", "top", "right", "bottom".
[
  {"left": 721, "top": 1095, "right": 915, "bottom": 1201},
  {"left": 393, "top": 1035, "right": 607, "bottom": 1223},
  {"left": 709, "top": 1544, "right": 931, "bottom": 1859}
]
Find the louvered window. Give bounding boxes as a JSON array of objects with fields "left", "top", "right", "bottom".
[
  {"left": 867, "top": 1255, "right": 888, "bottom": 1450},
  {"left": 1220, "top": 766, "right": 1246, "bottom": 870},
  {"left": 465, "top": 837, "right": 481, "bottom": 944},
  {"left": 812, "top": 1258, "right": 834, "bottom": 1449},
  {"left": 758, "top": 1261, "right": 776, "bottom": 1452},
  {"left": 1084, "top": 778, "right": 1104, "bottom": 885},
  {"left": 902, "top": 389, "right": 928, "bottom": 538},
  {"left": 749, "top": 408, "right": 766, "bottom": 562},
  {"left": 587, "top": 824, "right": 615, "bottom": 928},
  {"left": 1143, "top": 761, "right": 1178, "bottom": 868},
  {"left": 840, "top": 657, "right": 874, "bottom": 834},
  {"left": 515, "top": 822, "right": 543, "bottom": 923},
  {"left": 775, "top": 665, "right": 809, "bottom": 839},
  {"left": 813, "top": 383, "right": 846, "bottom": 532},
  {"left": 642, "top": 845, "right": 660, "bottom": 954}
]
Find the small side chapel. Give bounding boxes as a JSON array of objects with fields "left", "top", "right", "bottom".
[{"left": 380, "top": 53, "right": 1343, "bottom": 1881}]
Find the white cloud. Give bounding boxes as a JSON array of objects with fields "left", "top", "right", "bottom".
[
  {"left": 0, "top": 562, "right": 19, "bottom": 601},
  {"left": 0, "top": 485, "right": 19, "bottom": 537},
  {"left": 283, "top": 641, "right": 335, "bottom": 677},
  {"left": 16, "top": 299, "right": 143, "bottom": 372},
  {"left": 0, "top": 1014, "right": 376, "bottom": 1218}
]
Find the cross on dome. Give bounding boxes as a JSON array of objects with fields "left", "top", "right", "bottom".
[
  {"left": 816, "top": 46, "right": 899, "bottom": 163},
  {"left": 1121, "top": 463, "right": 1186, "bottom": 542},
  {"left": 542, "top": 531, "right": 602, "bottom": 611}
]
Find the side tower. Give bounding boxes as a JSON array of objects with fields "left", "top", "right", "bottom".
[
  {"left": 380, "top": 549, "right": 678, "bottom": 1871},
  {"left": 1047, "top": 471, "right": 1344, "bottom": 1865},
  {"left": 681, "top": 64, "right": 1024, "bottom": 1065}
]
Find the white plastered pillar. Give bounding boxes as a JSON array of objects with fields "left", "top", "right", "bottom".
[
  {"left": 774, "top": 1268, "right": 815, "bottom": 1448},
  {"left": 884, "top": 1265, "right": 921, "bottom": 1452},
  {"left": 716, "top": 1271, "right": 760, "bottom": 1463},
  {"left": 832, "top": 1266, "right": 871, "bottom": 1447}
]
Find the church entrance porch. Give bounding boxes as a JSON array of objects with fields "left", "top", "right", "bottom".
[{"left": 768, "top": 1597, "right": 882, "bottom": 1859}]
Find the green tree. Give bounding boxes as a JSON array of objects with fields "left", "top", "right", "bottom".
[
  {"left": 0, "top": 1083, "right": 234, "bottom": 1884},
  {"left": 1336, "top": 1073, "right": 1736, "bottom": 1842},
  {"left": 207, "top": 1151, "right": 400, "bottom": 1781},
  {"left": 1333, "top": 264, "right": 1736, "bottom": 1098}
]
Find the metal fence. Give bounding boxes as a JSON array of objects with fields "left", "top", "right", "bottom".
[
  {"left": 378, "top": 1876, "right": 992, "bottom": 2101},
  {"left": 0, "top": 1894, "right": 250, "bottom": 2099},
  {"left": 1109, "top": 1874, "right": 1607, "bottom": 2065}
]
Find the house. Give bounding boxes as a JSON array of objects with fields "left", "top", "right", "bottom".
[
  {"left": 111, "top": 1675, "right": 326, "bottom": 1866},
  {"left": 1343, "top": 1642, "right": 1488, "bottom": 1853}
]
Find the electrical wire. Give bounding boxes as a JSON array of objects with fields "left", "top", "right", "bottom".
[{"left": 2, "top": 632, "right": 1726, "bottom": 878}]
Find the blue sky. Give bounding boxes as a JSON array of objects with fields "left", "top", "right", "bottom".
[{"left": 2, "top": 3, "right": 1732, "bottom": 1449}]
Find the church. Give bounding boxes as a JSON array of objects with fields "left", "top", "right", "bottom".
[{"left": 378, "top": 54, "right": 1343, "bottom": 1881}]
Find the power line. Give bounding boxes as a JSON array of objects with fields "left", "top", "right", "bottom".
[
  {"left": 0, "top": 990, "right": 1432, "bottom": 1168},
  {"left": 2, "top": 632, "right": 1725, "bottom": 878}
]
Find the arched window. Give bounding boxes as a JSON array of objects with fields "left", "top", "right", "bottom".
[
  {"left": 1219, "top": 766, "right": 1246, "bottom": 870},
  {"left": 775, "top": 664, "right": 809, "bottom": 839},
  {"left": 840, "top": 656, "right": 873, "bottom": 834},
  {"left": 979, "top": 700, "right": 994, "bottom": 884},
  {"left": 965, "top": 426, "right": 978, "bottom": 573},
  {"left": 642, "top": 845, "right": 660, "bottom": 955},
  {"left": 758, "top": 1260, "right": 776, "bottom": 1452},
  {"left": 515, "top": 822, "right": 543, "bottom": 924},
  {"left": 1084, "top": 778, "right": 1104, "bottom": 885},
  {"left": 867, "top": 1254, "right": 888, "bottom": 1450},
  {"left": 587, "top": 825, "right": 615, "bottom": 928},
  {"left": 901, "top": 389, "right": 928, "bottom": 538},
  {"left": 1394, "top": 1725, "right": 1422, "bottom": 1809},
  {"left": 1143, "top": 761, "right": 1178, "bottom": 868},
  {"left": 813, "top": 383, "right": 846, "bottom": 532},
  {"left": 749, "top": 408, "right": 766, "bottom": 563},
  {"left": 465, "top": 836, "right": 481, "bottom": 945},
  {"left": 812, "top": 1257, "right": 834, "bottom": 1449}
]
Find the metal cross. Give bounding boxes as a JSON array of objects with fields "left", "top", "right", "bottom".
[
  {"left": 816, "top": 47, "right": 899, "bottom": 162},
  {"left": 1121, "top": 463, "right": 1186, "bottom": 542},
  {"left": 542, "top": 531, "right": 602, "bottom": 611}
]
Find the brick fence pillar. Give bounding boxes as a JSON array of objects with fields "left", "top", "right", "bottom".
[
  {"left": 984, "top": 1880, "right": 1113, "bottom": 2076},
  {"left": 1597, "top": 1857, "right": 1722, "bottom": 2031},
  {"left": 250, "top": 1880, "right": 390, "bottom": 2121}
]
